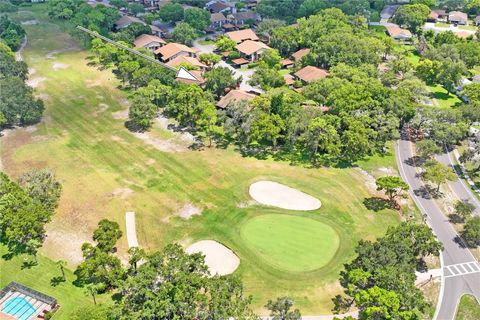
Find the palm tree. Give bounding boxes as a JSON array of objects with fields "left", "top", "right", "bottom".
[
  {"left": 56, "top": 260, "right": 67, "bottom": 281},
  {"left": 85, "top": 284, "right": 98, "bottom": 305}
]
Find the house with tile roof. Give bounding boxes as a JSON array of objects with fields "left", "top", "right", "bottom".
[{"left": 155, "top": 43, "right": 199, "bottom": 62}]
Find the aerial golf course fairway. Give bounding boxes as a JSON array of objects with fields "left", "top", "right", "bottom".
[
  {"left": 0, "top": 5, "right": 402, "bottom": 316},
  {"left": 241, "top": 214, "right": 340, "bottom": 272}
]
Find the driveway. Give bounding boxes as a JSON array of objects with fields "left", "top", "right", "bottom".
[
  {"left": 396, "top": 138, "right": 480, "bottom": 320},
  {"left": 423, "top": 22, "right": 477, "bottom": 35},
  {"left": 218, "top": 60, "right": 262, "bottom": 93}
]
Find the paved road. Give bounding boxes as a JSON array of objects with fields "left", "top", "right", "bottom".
[{"left": 396, "top": 139, "right": 480, "bottom": 320}]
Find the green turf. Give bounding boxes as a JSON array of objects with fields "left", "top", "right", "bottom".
[
  {"left": 435, "top": 22, "right": 450, "bottom": 28},
  {"left": 240, "top": 214, "right": 340, "bottom": 272},
  {"left": 455, "top": 295, "right": 480, "bottom": 320},
  {"left": 1, "top": 4, "right": 401, "bottom": 315},
  {"left": 428, "top": 85, "right": 462, "bottom": 108},
  {"left": 458, "top": 25, "right": 478, "bottom": 31}
]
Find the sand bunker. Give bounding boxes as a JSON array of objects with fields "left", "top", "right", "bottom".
[
  {"left": 249, "top": 181, "right": 321, "bottom": 211},
  {"left": 186, "top": 240, "right": 240, "bottom": 276},
  {"left": 21, "top": 20, "right": 38, "bottom": 25}
]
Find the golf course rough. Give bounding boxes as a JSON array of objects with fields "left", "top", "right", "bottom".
[
  {"left": 240, "top": 214, "right": 340, "bottom": 273},
  {"left": 249, "top": 181, "right": 321, "bottom": 211}
]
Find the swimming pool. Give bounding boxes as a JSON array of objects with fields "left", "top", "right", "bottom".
[{"left": 2, "top": 296, "right": 37, "bottom": 320}]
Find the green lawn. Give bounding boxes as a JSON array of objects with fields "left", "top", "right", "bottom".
[
  {"left": 435, "top": 22, "right": 450, "bottom": 28},
  {"left": 459, "top": 25, "right": 478, "bottom": 31},
  {"left": 455, "top": 295, "right": 480, "bottom": 320},
  {"left": 240, "top": 214, "right": 340, "bottom": 272},
  {"left": 1, "top": 4, "right": 401, "bottom": 315},
  {"left": 428, "top": 85, "right": 462, "bottom": 108}
]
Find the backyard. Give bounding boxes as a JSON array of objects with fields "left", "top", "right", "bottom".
[{"left": 1, "top": 5, "right": 401, "bottom": 317}]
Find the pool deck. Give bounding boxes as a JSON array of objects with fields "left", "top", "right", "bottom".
[{"left": 0, "top": 291, "right": 51, "bottom": 320}]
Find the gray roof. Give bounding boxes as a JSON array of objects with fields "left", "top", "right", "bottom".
[{"left": 115, "top": 15, "right": 146, "bottom": 29}]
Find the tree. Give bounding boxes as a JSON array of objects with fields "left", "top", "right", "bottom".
[
  {"left": 204, "top": 67, "right": 238, "bottom": 98},
  {"left": 157, "top": 3, "right": 184, "bottom": 23},
  {"left": 93, "top": 219, "right": 123, "bottom": 253},
  {"left": 184, "top": 7, "right": 211, "bottom": 30},
  {"left": 18, "top": 169, "right": 62, "bottom": 213},
  {"left": 437, "top": 58, "right": 467, "bottom": 94},
  {"left": 111, "top": 244, "right": 257, "bottom": 319},
  {"left": 249, "top": 66, "right": 285, "bottom": 90},
  {"left": 47, "top": 0, "right": 83, "bottom": 20},
  {"left": 171, "top": 22, "right": 197, "bottom": 46},
  {"left": 0, "top": 172, "right": 52, "bottom": 256},
  {"left": 416, "top": 139, "right": 441, "bottom": 159},
  {"left": 393, "top": 4, "right": 430, "bottom": 33},
  {"left": 462, "top": 83, "right": 480, "bottom": 102},
  {"left": 411, "top": 0, "right": 436, "bottom": 8},
  {"left": 85, "top": 283, "right": 100, "bottom": 305},
  {"left": 266, "top": 297, "right": 301, "bottom": 320},
  {"left": 375, "top": 176, "right": 409, "bottom": 207},
  {"left": 0, "top": 42, "right": 28, "bottom": 79},
  {"left": 198, "top": 53, "right": 220, "bottom": 67},
  {"left": 303, "top": 116, "right": 340, "bottom": 164},
  {"left": 416, "top": 59, "right": 441, "bottom": 85},
  {"left": 127, "top": 247, "right": 145, "bottom": 272},
  {"left": 195, "top": 101, "right": 223, "bottom": 147},
  {"left": 215, "top": 36, "right": 236, "bottom": 52},
  {"left": 454, "top": 200, "right": 476, "bottom": 221},
  {"left": 355, "top": 286, "right": 406, "bottom": 320},
  {"left": 249, "top": 112, "right": 285, "bottom": 148},
  {"left": 423, "top": 161, "right": 457, "bottom": 192},
  {"left": 0, "top": 15, "right": 26, "bottom": 51},
  {"left": 128, "top": 94, "right": 158, "bottom": 131},
  {"left": 461, "top": 216, "right": 480, "bottom": 247},
  {"left": 56, "top": 259, "right": 67, "bottom": 281},
  {"left": 259, "top": 49, "right": 282, "bottom": 69},
  {"left": 256, "top": 19, "right": 286, "bottom": 40},
  {"left": 128, "top": 3, "right": 144, "bottom": 15},
  {"left": 110, "top": 0, "right": 128, "bottom": 8}
]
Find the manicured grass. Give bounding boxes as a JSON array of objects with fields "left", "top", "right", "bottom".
[
  {"left": 198, "top": 39, "right": 215, "bottom": 45},
  {"left": 435, "top": 22, "right": 450, "bottom": 28},
  {"left": 0, "top": 245, "right": 110, "bottom": 318},
  {"left": 355, "top": 141, "right": 397, "bottom": 177},
  {"left": 278, "top": 69, "right": 290, "bottom": 76},
  {"left": 458, "top": 25, "right": 478, "bottom": 31},
  {"left": 1, "top": 5, "right": 401, "bottom": 315},
  {"left": 240, "top": 214, "right": 340, "bottom": 272},
  {"left": 455, "top": 295, "right": 480, "bottom": 320},
  {"left": 428, "top": 85, "right": 462, "bottom": 108}
]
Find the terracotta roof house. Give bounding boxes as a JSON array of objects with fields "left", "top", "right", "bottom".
[
  {"left": 210, "top": 13, "right": 227, "bottom": 28},
  {"left": 115, "top": 16, "right": 146, "bottom": 30},
  {"left": 280, "top": 59, "right": 294, "bottom": 68},
  {"left": 385, "top": 25, "right": 412, "bottom": 42},
  {"left": 229, "top": 11, "right": 261, "bottom": 26},
  {"left": 176, "top": 68, "right": 205, "bottom": 86},
  {"left": 226, "top": 29, "right": 259, "bottom": 43},
  {"left": 133, "top": 34, "right": 166, "bottom": 51},
  {"left": 294, "top": 66, "right": 329, "bottom": 84},
  {"left": 454, "top": 31, "right": 472, "bottom": 39},
  {"left": 166, "top": 55, "right": 208, "bottom": 70},
  {"left": 434, "top": 9, "right": 447, "bottom": 19},
  {"left": 284, "top": 74, "right": 295, "bottom": 86},
  {"left": 150, "top": 25, "right": 166, "bottom": 37},
  {"left": 292, "top": 48, "right": 310, "bottom": 61},
  {"left": 205, "top": 0, "right": 233, "bottom": 14},
  {"left": 449, "top": 11, "right": 468, "bottom": 25},
  {"left": 428, "top": 10, "right": 439, "bottom": 22},
  {"left": 217, "top": 89, "right": 255, "bottom": 109},
  {"left": 155, "top": 43, "right": 199, "bottom": 62},
  {"left": 235, "top": 40, "right": 270, "bottom": 62}
]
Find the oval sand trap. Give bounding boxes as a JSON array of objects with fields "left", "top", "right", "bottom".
[
  {"left": 186, "top": 240, "right": 240, "bottom": 276},
  {"left": 249, "top": 181, "right": 321, "bottom": 211}
]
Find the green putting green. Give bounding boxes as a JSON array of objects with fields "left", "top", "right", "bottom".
[{"left": 240, "top": 214, "right": 340, "bottom": 272}]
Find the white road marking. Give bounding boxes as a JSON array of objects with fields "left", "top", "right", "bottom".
[{"left": 444, "top": 261, "right": 480, "bottom": 278}]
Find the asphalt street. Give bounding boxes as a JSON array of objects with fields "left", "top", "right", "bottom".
[{"left": 396, "top": 139, "right": 480, "bottom": 320}]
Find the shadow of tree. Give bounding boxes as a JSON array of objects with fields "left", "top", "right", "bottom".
[
  {"left": 413, "top": 186, "right": 432, "bottom": 199},
  {"left": 448, "top": 213, "right": 464, "bottom": 224},
  {"left": 404, "top": 155, "right": 425, "bottom": 167},
  {"left": 363, "top": 197, "right": 392, "bottom": 212},
  {"left": 50, "top": 276, "right": 65, "bottom": 287},
  {"left": 21, "top": 260, "right": 37, "bottom": 270}
]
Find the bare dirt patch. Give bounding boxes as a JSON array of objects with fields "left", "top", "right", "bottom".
[
  {"left": 111, "top": 135, "right": 126, "bottom": 144},
  {"left": 85, "top": 79, "right": 102, "bottom": 88},
  {"left": 26, "top": 77, "right": 47, "bottom": 88},
  {"left": 21, "top": 19, "right": 38, "bottom": 25},
  {"left": 44, "top": 229, "right": 92, "bottom": 266},
  {"left": 249, "top": 181, "right": 321, "bottom": 211},
  {"left": 185, "top": 240, "right": 240, "bottom": 276},
  {"left": 176, "top": 203, "right": 202, "bottom": 219},
  {"left": 112, "top": 109, "right": 129, "bottom": 120},
  {"left": 107, "top": 187, "right": 134, "bottom": 199},
  {"left": 146, "top": 158, "right": 156, "bottom": 165},
  {"left": 45, "top": 46, "right": 78, "bottom": 59},
  {"left": 132, "top": 131, "right": 188, "bottom": 153},
  {"left": 93, "top": 103, "right": 109, "bottom": 117},
  {"left": 52, "top": 62, "right": 69, "bottom": 70}
]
